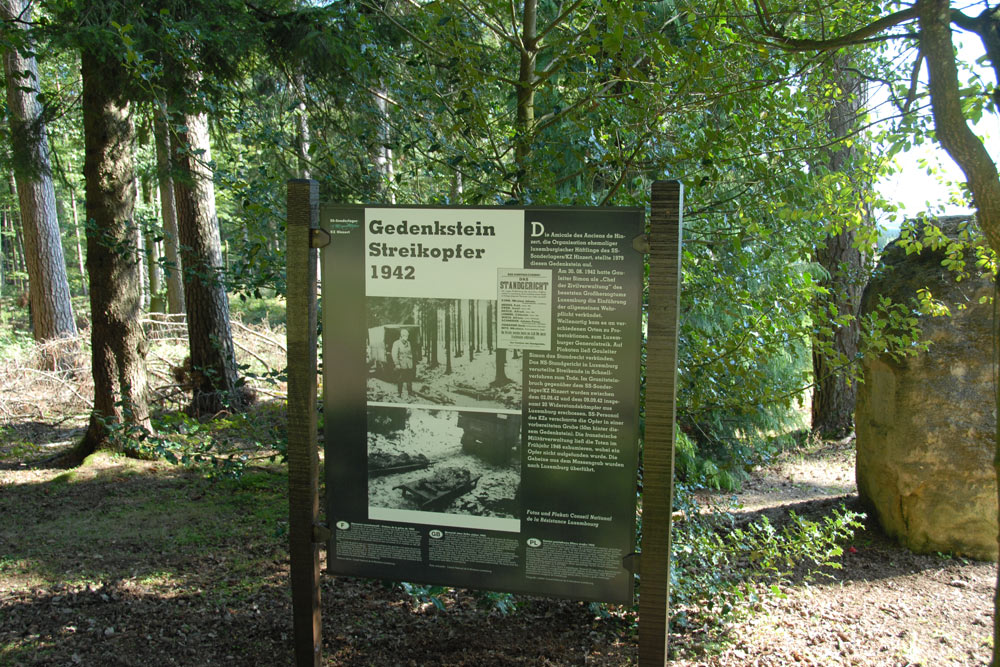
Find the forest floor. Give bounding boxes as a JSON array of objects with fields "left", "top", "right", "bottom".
[
  {"left": 1, "top": 423, "right": 993, "bottom": 665},
  {"left": 673, "top": 437, "right": 995, "bottom": 667},
  {"left": 0, "top": 322, "right": 994, "bottom": 664}
]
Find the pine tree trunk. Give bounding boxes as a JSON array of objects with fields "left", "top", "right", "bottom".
[
  {"left": 445, "top": 301, "right": 452, "bottom": 374},
  {"left": 135, "top": 203, "right": 149, "bottom": 311},
  {"left": 9, "top": 176, "right": 27, "bottom": 292},
  {"left": 171, "top": 105, "right": 246, "bottom": 415},
  {"left": 468, "top": 299, "right": 474, "bottom": 362},
  {"left": 68, "top": 181, "right": 86, "bottom": 295},
  {"left": 373, "top": 86, "right": 395, "bottom": 202},
  {"left": 811, "top": 55, "right": 869, "bottom": 439},
  {"left": 154, "top": 103, "right": 185, "bottom": 315},
  {"left": 486, "top": 302, "right": 493, "bottom": 353},
  {"left": 146, "top": 226, "right": 164, "bottom": 313},
  {"left": 455, "top": 299, "right": 463, "bottom": 356},
  {"left": 293, "top": 71, "right": 311, "bottom": 179},
  {"left": 53, "top": 80, "right": 86, "bottom": 296},
  {"left": 1, "top": 0, "right": 76, "bottom": 344},
  {"left": 431, "top": 303, "right": 439, "bottom": 366},
  {"left": 68, "top": 49, "right": 151, "bottom": 465}
]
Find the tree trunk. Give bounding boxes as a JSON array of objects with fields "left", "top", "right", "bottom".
[
  {"left": 450, "top": 170, "right": 463, "bottom": 205},
  {"left": 915, "top": 1, "right": 1000, "bottom": 657},
  {"left": 67, "top": 180, "right": 86, "bottom": 295},
  {"left": 493, "top": 348, "right": 510, "bottom": 387},
  {"left": 486, "top": 302, "right": 493, "bottom": 353},
  {"left": 373, "top": 86, "right": 395, "bottom": 202},
  {"left": 170, "top": 104, "right": 246, "bottom": 415},
  {"left": 811, "top": 54, "right": 869, "bottom": 439},
  {"left": 6, "top": 175, "right": 27, "bottom": 292},
  {"left": 154, "top": 103, "right": 185, "bottom": 315},
  {"left": 455, "top": 299, "right": 463, "bottom": 355},
  {"left": 514, "top": 0, "right": 538, "bottom": 199},
  {"left": 468, "top": 299, "right": 474, "bottom": 362},
  {"left": 53, "top": 79, "right": 86, "bottom": 296},
  {"left": 139, "top": 175, "right": 163, "bottom": 312},
  {"left": 445, "top": 300, "right": 452, "bottom": 374},
  {"left": 67, "top": 49, "right": 151, "bottom": 466},
  {"left": 135, "top": 196, "right": 149, "bottom": 311},
  {"left": 1, "top": 0, "right": 76, "bottom": 344},
  {"left": 293, "top": 71, "right": 311, "bottom": 179},
  {"left": 145, "top": 220, "right": 165, "bottom": 313}
]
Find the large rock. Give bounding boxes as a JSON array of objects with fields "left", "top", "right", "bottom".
[{"left": 856, "top": 216, "right": 997, "bottom": 560}]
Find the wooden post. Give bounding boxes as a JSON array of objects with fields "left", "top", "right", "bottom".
[
  {"left": 639, "top": 180, "right": 683, "bottom": 665},
  {"left": 286, "top": 179, "right": 322, "bottom": 666}
]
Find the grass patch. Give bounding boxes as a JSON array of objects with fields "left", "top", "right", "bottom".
[
  {"left": 230, "top": 293, "right": 286, "bottom": 328},
  {"left": 0, "top": 453, "right": 288, "bottom": 596}
]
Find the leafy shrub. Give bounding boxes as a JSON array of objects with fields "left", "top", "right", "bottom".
[{"left": 668, "top": 484, "right": 864, "bottom": 632}]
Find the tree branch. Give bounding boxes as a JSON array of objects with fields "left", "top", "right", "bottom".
[
  {"left": 918, "top": 0, "right": 1000, "bottom": 251},
  {"left": 753, "top": 1, "right": 920, "bottom": 51}
]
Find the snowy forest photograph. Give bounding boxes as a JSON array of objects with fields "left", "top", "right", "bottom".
[
  {"left": 367, "top": 407, "right": 521, "bottom": 523},
  {"left": 367, "top": 296, "right": 523, "bottom": 410}
]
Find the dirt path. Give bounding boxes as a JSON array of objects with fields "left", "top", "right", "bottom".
[{"left": 676, "top": 439, "right": 996, "bottom": 666}]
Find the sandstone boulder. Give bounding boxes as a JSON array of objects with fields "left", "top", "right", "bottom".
[{"left": 856, "top": 216, "right": 997, "bottom": 560}]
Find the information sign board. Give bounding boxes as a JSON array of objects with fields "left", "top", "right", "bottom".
[{"left": 321, "top": 205, "right": 644, "bottom": 603}]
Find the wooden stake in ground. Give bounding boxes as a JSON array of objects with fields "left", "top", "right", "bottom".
[
  {"left": 286, "top": 180, "right": 322, "bottom": 666},
  {"left": 639, "top": 180, "right": 683, "bottom": 666}
]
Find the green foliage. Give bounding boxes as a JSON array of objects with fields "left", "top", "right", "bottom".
[
  {"left": 397, "top": 582, "right": 519, "bottom": 616},
  {"left": 399, "top": 582, "right": 450, "bottom": 611},
  {"left": 669, "top": 485, "right": 865, "bottom": 632},
  {"left": 96, "top": 400, "right": 287, "bottom": 478},
  {"left": 897, "top": 217, "right": 998, "bottom": 283},
  {"left": 228, "top": 293, "right": 286, "bottom": 327},
  {"left": 859, "top": 295, "right": 929, "bottom": 363}
]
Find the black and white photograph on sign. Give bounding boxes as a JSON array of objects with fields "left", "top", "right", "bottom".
[
  {"left": 367, "top": 296, "right": 523, "bottom": 410},
  {"left": 367, "top": 407, "right": 522, "bottom": 532}
]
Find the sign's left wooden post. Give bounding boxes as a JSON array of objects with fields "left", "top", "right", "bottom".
[{"left": 286, "top": 179, "right": 322, "bottom": 666}]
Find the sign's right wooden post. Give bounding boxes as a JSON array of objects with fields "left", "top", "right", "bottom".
[{"left": 639, "top": 180, "right": 683, "bottom": 665}]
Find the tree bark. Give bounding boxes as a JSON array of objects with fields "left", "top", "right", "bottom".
[
  {"left": 6, "top": 173, "right": 27, "bottom": 292},
  {"left": 919, "top": 0, "right": 1000, "bottom": 250},
  {"left": 372, "top": 86, "right": 395, "bottom": 202},
  {"left": 914, "top": 1, "right": 1000, "bottom": 657},
  {"left": 170, "top": 104, "right": 246, "bottom": 415},
  {"left": 67, "top": 49, "right": 151, "bottom": 465},
  {"left": 293, "top": 71, "right": 312, "bottom": 179},
  {"left": 455, "top": 298, "right": 463, "bottom": 355},
  {"left": 811, "top": 54, "right": 869, "bottom": 439},
  {"left": 66, "top": 174, "right": 86, "bottom": 296},
  {"left": 145, "top": 214, "right": 165, "bottom": 313},
  {"left": 445, "top": 300, "right": 452, "bottom": 374},
  {"left": 468, "top": 299, "right": 474, "bottom": 362},
  {"left": 514, "top": 0, "right": 538, "bottom": 199},
  {"left": 1, "top": 0, "right": 76, "bottom": 344},
  {"left": 153, "top": 104, "right": 185, "bottom": 315}
]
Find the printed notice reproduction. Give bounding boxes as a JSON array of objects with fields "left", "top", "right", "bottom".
[
  {"left": 497, "top": 268, "right": 552, "bottom": 351},
  {"left": 321, "top": 205, "right": 644, "bottom": 604}
]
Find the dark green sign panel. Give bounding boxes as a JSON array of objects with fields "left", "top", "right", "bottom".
[{"left": 321, "top": 205, "right": 644, "bottom": 604}]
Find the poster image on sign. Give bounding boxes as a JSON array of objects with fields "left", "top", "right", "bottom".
[
  {"left": 367, "top": 406, "right": 522, "bottom": 533},
  {"left": 366, "top": 296, "right": 523, "bottom": 410}
]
